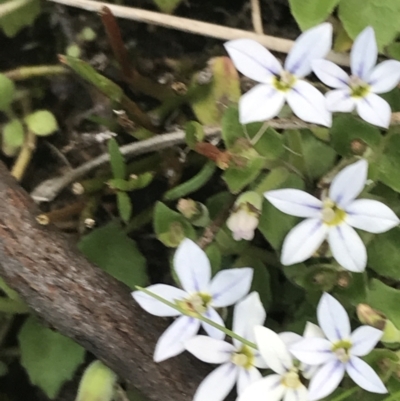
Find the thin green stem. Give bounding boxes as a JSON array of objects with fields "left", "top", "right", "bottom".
[
  {"left": 4, "top": 65, "right": 67, "bottom": 81},
  {"left": 136, "top": 286, "right": 257, "bottom": 349},
  {"left": 330, "top": 387, "right": 358, "bottom": 401}
]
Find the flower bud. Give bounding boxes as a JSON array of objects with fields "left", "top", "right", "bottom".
[
  {"left": 226, "top": 192, "right": 262, "bottom": 241},
  {"left": 177, "top": 199, "right": 210, "bottom": 227}
]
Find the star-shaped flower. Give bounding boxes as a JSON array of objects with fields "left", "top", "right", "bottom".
[
  {"left": 238, "top": 326, "right": 308, "bottom": 401},
  {"left": 290, "top": 293, "right": 387, "bottom": 401},
  {"left": 312, "top": 26, "right": 400, "bottom": 128},
  {"left": 264, "top": 159, "right": 399, "bottom": 272},
  {"left": 184, "top": 292, "right": 267, "bottom": 401},
  {"left": 132, "top": 238, "right": 253, "bottom": 362},
  {"left": 224, "top": 23, "right": 332, "bottom": 126}
]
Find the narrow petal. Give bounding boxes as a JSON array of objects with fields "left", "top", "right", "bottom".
[
  {"left": 237, "top": 367, "right": 262, "bottom": 395},
  {"left": 255, "top": 326, "right": 292, "bottom": 375},
  {"left": 329, "top": 159, "right": 368, "bottom": 208},
  {"left": 290, "top": 338, "right": 334, "bottom": 365},
  {"left": 368, "top": 60, "right": 400, "bottom": 93},
  {"left": 312, "top": 60, "right": 349, "bottom": 89},
  {"left": 279, "top": 332, "right": 303, "bottom": 347},
  {"left": 356, "top": 93, "right": 391, "bottom": 128},
  {"left": 193, "top": 363, "right": 238, "bottom": 401},
  {"left": 351, "top": 27, "right": 377, "bottom": 80},
  {"left": 202, "top": 307, "right": 226, "bottom": 340},
  {"left": 281, "top": 219, "right": 328, "bottom": 266},
  {"left": 308, "top": 360, "right": 345, "bottom": 401},
  {"left": 174, "top": 238, "right": 211, "bottom": 293},
  {"left": 224, "top": 39, "right": 282, "bottom": 82},
  {"left": 237, "top": 375, "right": 285, "bottom": 401},
  {"left": 210, "top": 268, "right": 253, "bottom": 307},
  {"left": 328, "top": 224, "right": 367, "bottom": 272},
  {"left": 350, "top": 326, "right": 383, "bottom": 356},
  {"left": 317, "top": 293, "right": 351, "bottom": 342},
  {"left": 264, "top": 189, "right": 322, "bottom": 218},
  {"left": 346, "top": 356, "right": 387, "bottom": 393},
  {"left": 304, "top": 322, "right": 325, "bottom": 339},
  {"left": 239, "top": 84, "right": 285, "bottom": 124},
  {"left": 285, "top": 23, "right": 332, "bottom": 77},
  {"left": 233, "top": 292, "right": 266, "bottom": 346},
  {"left": 345, "top": 199, "right": 399, "bottom": 233},
  {"left": 254, "top": 351, "right": 269, "bottom": 369},
  {"left": 154, "top": 316, "right": 200, "bottom": 362},
  {"left": 132, "top": 284, "right": 186, "bottom": 317},
  {"left": 284, "top": 386, "right": 308, "bottom": 401},
  {"left": 185, "top": 335, "right": 233, "bottom": 363},
  {"left": 325, "top": 89, "right": 355, "bottom": 112},
  {"left": 287, "top": 80, "right": 332, "bottom": 127}
]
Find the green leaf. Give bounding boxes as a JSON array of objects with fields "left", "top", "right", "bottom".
[
  {"left": 108, "top": 138, "right": 126, "bottom": 179},
  {"left": 379, "top": 131, "right": 400, "bottom": 192},
  {"left": 152, "top": 0, "right": 183, "bottom": 13},
  {"left": 205, "top": 243, "right": 222, "bottom": 276},
  {"left": 2, "top": 119, "right": 24, "bottom": 156},
  {"left": 117, "top": 192, "right": 132, "bottom": 223},
  {"left": 0, "top": 73, "right": 15, "bottom": 111},
  {"left": 24, "top": 110, "right": 58, "bottom": 136},
  {"left": 0, "top": 0, "right": 40, "bottom": 37},
  {"left": 330, "top": 114, "right": 381, "bottom": 156},
  {"left": 289, "top": 0, "right": 340, "bottom": 30},
  {"left": 153, "top": 202, "right": 196, "bottom": 247},
  {"left": 78, "top": 221, "right": 148, "bottom": 288},
  {"left": 185, "top": 121, "right": 205, "bottom": 149},
  {"left": 339, "top": 0, "right": 400, "bottom": 49},
  {"left": 19, "top": 316, "right": 85, "bottom": 399},
  {"left": 221, "top": 106, "right": 243, "bottom": 149},
  {"left": 387, "top": 42, "right": 400, "bottom": 61},
  {"left": 368, "top": 227, "right": 400, "bottom": 279},
  {"left": 368, "top": 279, "right": 400, "bottom": 328}
]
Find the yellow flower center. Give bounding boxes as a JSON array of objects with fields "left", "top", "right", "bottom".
[
  {"left": 176, "top": 293, "right": 212, "bottom": 317},
  {"left": 349, "top": 75, "right": 370, "bottom": 99},
  {"left": 231, "top": 345, "right": 254, "bottom": 370},
  {"left": 273, "top": 71, "right": 297, "bottom": 92},
  {"left": 281, "top": 369, "right": 302, "bottom": 389},
  {"left": 321, "top": 199, "right": 347, "bottom": 226},
  {"left": 331, "top": 339, "right": 352, "bottom": 363}
]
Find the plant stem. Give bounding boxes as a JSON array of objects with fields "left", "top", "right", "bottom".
[
  {"left": 4, "top": 65, "right": 67, "bottom": 80},
  {"left": 0, "top": 0, "right": 33, "bottom": 18},
  {"left": 136, "top": 286, "right": 257, "bottom": 349},
  {"left": 11, "top": 129, "right": 36, "bottom": 181}
]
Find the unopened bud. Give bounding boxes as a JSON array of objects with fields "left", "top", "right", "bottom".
[
  {"left": 76, "top": 360, "right": 117, "bottom": 401},
  {"left": 177, "top": 199, "right": 210, "bottom": 227},
  {"left": 336, "top": 271, "right": 351, "bottom": 288},
  {"left": 350, "top": 139, "right": 367, "bottom": 155}
]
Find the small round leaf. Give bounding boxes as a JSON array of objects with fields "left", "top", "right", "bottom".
[{"left": 25, "top": 110, "right": 58, "bottom": 136}]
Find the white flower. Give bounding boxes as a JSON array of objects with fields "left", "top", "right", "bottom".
[
  {"left": 227, "top": 210, "right": 259, "bottom": 241},
  {"left": 312, "top": 26, "right": 400, "bottom": 128},
  {"left": 132, "top": 238, "right": 253, "bottom": 362},
  {"left": 224, "top": 23, "right": 332, "bottom": 126},
  {"left": 184, "top": 292, "right": 267, "bottom": 401},
  {"left": 264, "top": 159, "right": 399, "bottom": 272},
  {"left": 290, "top": 293, "right": 387, "bottom": 401},
  {"left": 238, "top": 326, "right": 308, "bottom": 401}
]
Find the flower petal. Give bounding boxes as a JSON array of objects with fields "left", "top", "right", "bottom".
[
  {"left": 132, "top": 284, "right": 186, "bottom": 316},
  {"left": 346, "top": 356, "right": 387, "bottom": 393},
  {"left": 154, "top": 315, "right": 200, "bottom": 362},
  {"left": 368, "top": 60, "right": 400, "bottom": 93},
  {"left": 264, "top": 189, "right": 322, "bottom": 218},
  {"left": 356, "top": 93, "right": 392, "bottom": 128},
  {"left": 317, "top": 293, "right": 351, "bottom": 342},
  {"left": 281, "top": 219, "right": 328, "bottom": 266},
  {"left": 287, "top": 80, "right": 332, "bottom": 126},
  {"left": 285, "top": 23, "right": 332, "bottom": 77},
  {"left": 237, "top": 375, "right": 285, "bottom": 401},
  {"left": 210, "top": 268, "right": 253, "bottom": 307},
  {"left": 328, "top": 224, "right": 367, "bottom": 272},
  {"left": 329, "top": 159, "right": 368, "bottom": 208},
  {"left": 185, "top": 335, "right": 233, "bottom": 363},
  {"left": 345, "top": 199, "right": 399, "bottom": 233},
  {"left": 255, "top": 326, "right": 292, "bottom": 375},
  {"left": 304, "top": 322, "right": 325, "bottom": 339},
  {"left": 193, "top": 363, "right": 238, "bottom": 401},
  {"left": 284, "top": 386, "right": 308, "bottom": 401},
  {"left": 308, "top": 360, "right": 345, "bottom": 401},
  {"left": 279, "top": 331, "right": 303, "bottom": 347},
  {"left": 350, "top": 326, "right": 383, "bottom": 356},
  {"left": 224, "top": 39, "right": 282, "bottom": 83},
  {"left": 290, "top": 338, "right": 334, "bottom": 365},
  {"left": 351, "top": 26, "right": 377, "bottom": 80},
  {"left": 174, "top": 238, "right": 211, "bottom": 293},
  {"left": 254, "top": 351, "right": 269, "bottom": 369},
  {"left": 237, "top": 367, "right": 262, "bottom": 395},
  {"left": 239, "top": 84, "right": 285, "bottom": 124},
  {"left": 202, "top": 307, "right": 226, "bottom": 340},
  {"left": 325, "top": 89, "right": 355, "bottom": 112},
  {"left": 233, "top": 292, "right": 266, "bottom": 346},
  {"left": 312, "top": 60, "right": 349, "bottom": 89}
]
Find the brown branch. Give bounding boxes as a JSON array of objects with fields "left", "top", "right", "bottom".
[{"left": 0, "top": 161, "right": 206, "bottom": 401}]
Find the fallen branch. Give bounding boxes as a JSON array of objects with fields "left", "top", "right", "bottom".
[{"left": 0, "top": 161, "right": 207, "bottom": 401}]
